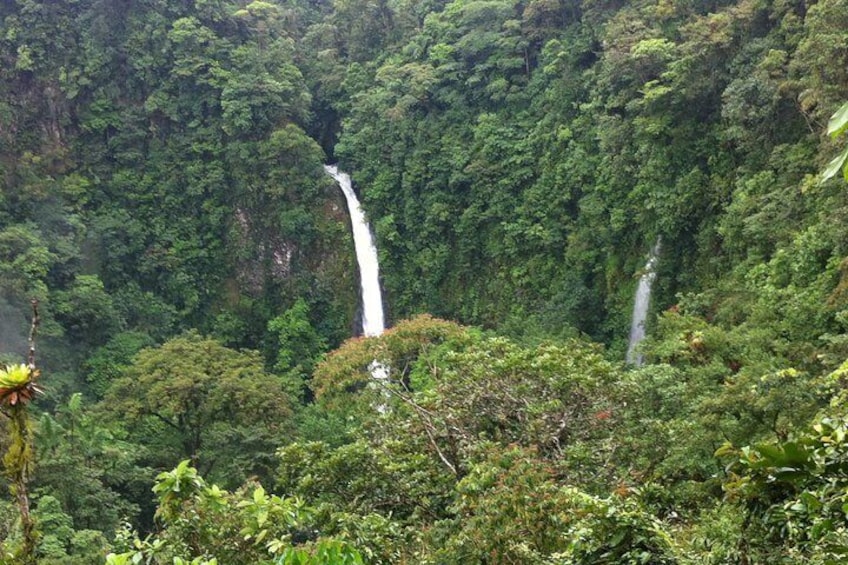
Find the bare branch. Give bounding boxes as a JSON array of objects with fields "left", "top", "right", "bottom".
[
  {"left": 376, "top": 380, "right": 459, "bottom": 477},
  {"left": 27, "top": 299, "right": 39, "bottom": 371}
]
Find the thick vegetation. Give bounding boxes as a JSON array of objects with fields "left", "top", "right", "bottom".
[{"left": 0, "top": 0, "right": 847, "bottom": 562}]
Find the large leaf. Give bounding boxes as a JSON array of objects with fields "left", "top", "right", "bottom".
[
  {"left": 821, "top": 144, "right": 848, "bottom": 184},
  {"left": 827, "top": 102, "right": 848, "bottom": 138}
]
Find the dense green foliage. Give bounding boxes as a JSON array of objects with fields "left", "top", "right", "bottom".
[{"left": 1, "top": 0, "right": 848, "bottom": 561}]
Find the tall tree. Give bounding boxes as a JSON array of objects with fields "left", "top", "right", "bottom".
[{"left": 103, "top": 333, "right": 296, "bottom": 486}]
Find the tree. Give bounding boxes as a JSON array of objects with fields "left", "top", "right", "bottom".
[
  {"left": 314, "top": 315, "right": 619, "bottom": 478},
  {"left": 34, "top": 393, "right": 141, "bottom": 535},
  {"left": 52, "top": 275, "right": 124, "bottom": 348},
  {"left": 282, "top": 315, "right": 679, "bottom": 562},
  {"left": 102, "top": 333, "right": 295, "bottom": 487},
  {"left": 267, "top": 298, "right": 326, "bottom": 399}
]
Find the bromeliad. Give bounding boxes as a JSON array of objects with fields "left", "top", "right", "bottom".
[{"left": 0, "top": 363, "right": 42, "bottom": 407}]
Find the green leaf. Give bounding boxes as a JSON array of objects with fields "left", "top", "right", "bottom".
[
  {"left": 714, "top": 441, "right": 737, "bottom": 458},
  {"left": 827, "top": 102, "right": 848, "bottom": 138},
  {"left": 820, "top": 145, "right": 848, "bottom": 184}
]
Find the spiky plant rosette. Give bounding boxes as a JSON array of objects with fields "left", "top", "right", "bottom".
[{"left": 0, "top": 364, "right": 42, "bottom": 407}]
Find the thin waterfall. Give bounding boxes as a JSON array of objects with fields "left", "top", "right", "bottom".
[
  {"left": 325, "top": 165, "right": 389, "bottom": 409},
  {"left": 626, "top": 238, "right": 661, "bottom": 366},
  {"left": 324, "top": 165, "right": 385, "bottom": 337}
]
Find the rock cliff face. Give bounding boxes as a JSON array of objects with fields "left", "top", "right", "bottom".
[
  {"left": 231, "top": 207, "right": 295, "bottom": 295},
  {"left": 227, "top": 187, "right": 358, "bottom": 325}
]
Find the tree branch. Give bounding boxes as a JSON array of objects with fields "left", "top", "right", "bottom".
[
  {"left": 148, "top": 411, "right": 182, "bottom": 432},
  {"left": 27, "top": 299, "right": 38, "bottom": 372},
  {"left": 377, "top": 380, "right": 460, "bottom": 478}
]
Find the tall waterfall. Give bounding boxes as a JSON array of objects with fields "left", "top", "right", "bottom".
[
  {"left": 626, "top": 239, "right": 661, "bottom": 366},
  {"left": 325, "top": 165, "right": 385, "bottom": 337}
]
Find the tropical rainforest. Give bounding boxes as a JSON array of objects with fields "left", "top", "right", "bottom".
[{"left": 0, "top": 0, "right": 848, "bottom": 562}]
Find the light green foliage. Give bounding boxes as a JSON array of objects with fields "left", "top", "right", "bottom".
[
  {"left": 0, "top": 225, "right": 54, "bottom": 301},
  {"left": 102, "top": 333, "right": 296, "bottom": 487},
  {"left": 107, "top": 461, "right": 364, "bottom": 565},
  {"left": 290, "top": 317, "right": 681, "bottom": 562},
  {"left": 612, "top": 363, "right": 724, "bottom": 498},
  {"left": 821, "top": 101, "right": 848, "bottom": 184},
  {"left": 638, "top": 305, "right": 828, "bottom": 483},
  {"left": 267, "top": 298, "right": 327, "bottom": 385},
  {"left": 395, "top": 335, "right": 620, "bottom": 483},
  {"left": 312, "top": 315, "right": 475, "bottom": 420},
  {"left": 305, "top": 312, "right": 848, "bottom": 561},
  {"left": 431, "top": 446, "right": 677, "bottom": 564},
  {"left": 276, "top": 540, "right": 364, "bottom": 565},
  {"left": 721, "top": 402, "right": 848, "bottom": 560}
]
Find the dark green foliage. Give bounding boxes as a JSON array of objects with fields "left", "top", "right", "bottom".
[
  {"left": 82, "top": 332, "right": 154, "bottom": 399},
  {"left": 1, "top": 0, "right": 848, "bottom": 560},
  {"left": 32, "top": 495, "right": 108, "bottom": 564},
  {"left": 52, "top": 276, "right": 123, "bottom": 349},
  {"left": 33, "top": 394, "right": 142, "bottom": 535},
  {"left": 0, "top": 0, "right": 359, "bottom": 389}
]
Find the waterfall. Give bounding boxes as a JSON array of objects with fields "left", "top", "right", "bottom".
[
  {"left": 626, "top": 238, "right": 661, "bottom": 366},
  {"left": 324, "top": 165, "right": 385, "bottom": 337}
]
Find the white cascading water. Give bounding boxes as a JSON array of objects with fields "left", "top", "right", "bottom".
[
  {"left": 324, "top": 165, "right": 385, "bottom": 337},
  {"left": 325, "top": 165, "right": 389, "bottom": 406},
  {"left": 626, "top": 238, "right": 661, "bottom": 366}
]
